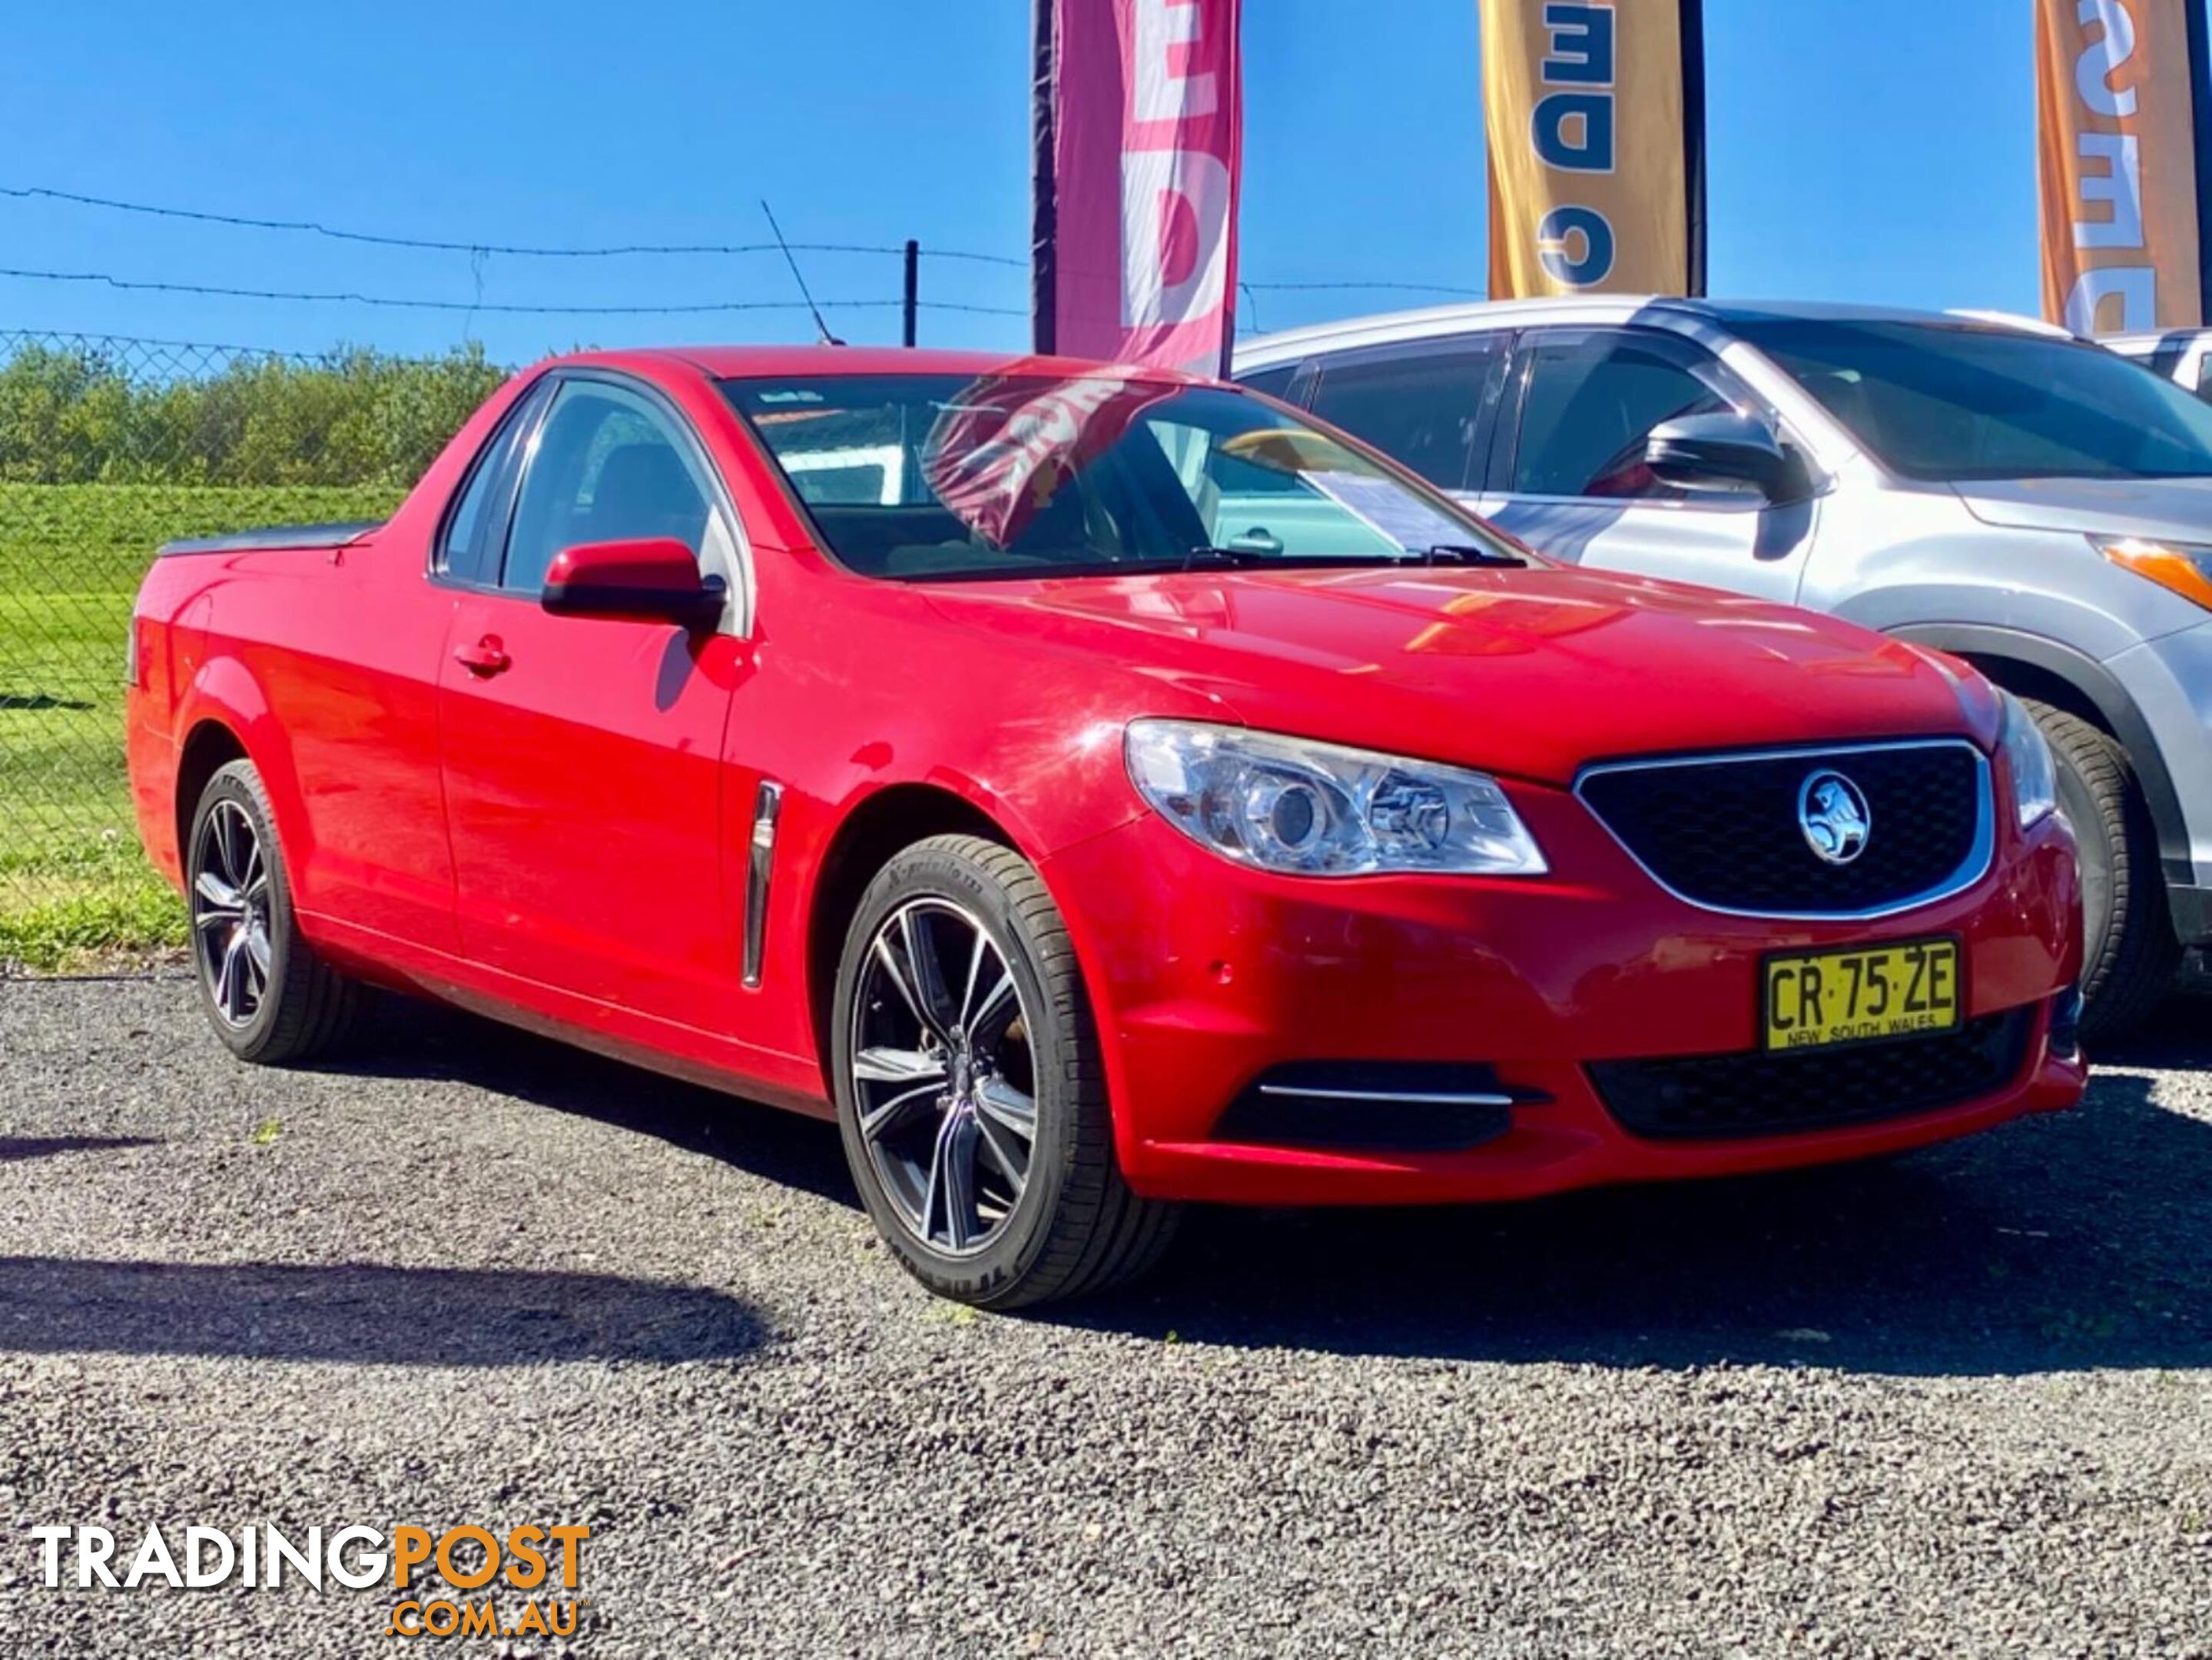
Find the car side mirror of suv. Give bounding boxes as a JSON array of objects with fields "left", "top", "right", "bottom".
[
  {"left": 541, "top": 538, "right": 725, "bottom": 629},
  {"left": 1643, "top": 412, "right": 1806, "bottom": 503}
]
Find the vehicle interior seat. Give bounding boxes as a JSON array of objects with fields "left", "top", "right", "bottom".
[{"left": 589, "top": 443, "right": 709, "bottom": 550}]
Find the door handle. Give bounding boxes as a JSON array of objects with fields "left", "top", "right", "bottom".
[{"left": 453, "top": 636, "right": 511, "bottom": 676}]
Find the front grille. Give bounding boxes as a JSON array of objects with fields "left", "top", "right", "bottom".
[
  {"left": 1588, "top": 1008, "right": 2035, "bottom": 1141},
  {"left": 1577, "top": 742, "right": 1989, "bottom": 915}
]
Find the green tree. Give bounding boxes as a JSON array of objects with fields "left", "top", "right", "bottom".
[{"left": 0, "top": 337, "right": 511, "bottom": 489}]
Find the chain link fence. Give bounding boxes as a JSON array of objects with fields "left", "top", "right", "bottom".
[{"left": 0, "top": 330, "right": 507, "bottom": 968}]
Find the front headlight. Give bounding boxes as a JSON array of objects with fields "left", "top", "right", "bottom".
[
  {"left": 1124, "top": 719, "right": 1547, "bottom": 877},
  {"left": 2092, "top": 534, "right": 2212, "bottom": 612},
  {"left": 1996, "top": 691, "right": 2058, "bottom": 831}
]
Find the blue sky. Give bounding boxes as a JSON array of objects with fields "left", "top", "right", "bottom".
[{"left": 0, "top": 0, "right": 2050, "bottom": 363}]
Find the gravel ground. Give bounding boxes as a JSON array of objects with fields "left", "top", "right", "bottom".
[{"left": 2, "top": 975, "right": 2209, "bottom": 1658}]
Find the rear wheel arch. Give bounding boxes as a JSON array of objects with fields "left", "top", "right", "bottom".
[
  {"left": 184, "top": 756, "right": 365, "bottom": 1063},
  {"left": 174, "top": 719, "right": 249, "bottom": 875}
]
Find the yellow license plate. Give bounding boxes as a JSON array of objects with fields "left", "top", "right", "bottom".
[{"left": 1762, "top": 938, "right": 1962, "bottom": 1051}]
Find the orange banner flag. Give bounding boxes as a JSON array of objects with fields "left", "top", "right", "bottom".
[
  {"left": 2037, "top": 0, "right": 2212, "bottom": 334},
  {"left": 1482, "top": 1, "right": 1707, "bottom": 299}
]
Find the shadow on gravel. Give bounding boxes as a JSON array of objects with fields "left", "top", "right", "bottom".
[
  {"left": 0, "top": 1136, "right": 161, "bottom": 1162},
  {"left": 336, "top": 998, "right": 860, "bottom": 1210},
  {"left": 0, "top": 1257, "right": 764, "bottom": 1366},
  {"left": 1064, "top": 994, "right": 2212, "bottom": 1379},
  {"left": 316, "top": 991, "right": 2211, "bottom": 1379}
]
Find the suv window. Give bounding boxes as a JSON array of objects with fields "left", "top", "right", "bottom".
[
  {"left": 501, "top": 381, "right": 717, "bottom": 593},
  {"left": 1238, "top": 362, "right": 1302, "bottom": 403},
  {"left": 1733, "top": 315, "right": 2212, "bottom": 481},
  {"left": 1308, "top": 342, "right": 1501, "bottom": 491},
  {"left": 1510, "top": 332, "right": 1741, "bottom": 500}
]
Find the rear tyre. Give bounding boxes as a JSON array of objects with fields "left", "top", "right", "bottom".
[
  {"left": 2025, "top": 699, "right": 2178, "bottom": 1043},
  {"left": 186, "top": 760, "right": 363, "bottom": 1064},
  {"left": 830, "top": 834, "right": 1180, "bottom": 1309}
]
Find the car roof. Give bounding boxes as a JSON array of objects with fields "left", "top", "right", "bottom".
[
  {"left": 1232, "top": 295, "right": 2070, "bottom": 368},
  {"left": 529, "top": 344, "right": 1216, "bottom": 385}
]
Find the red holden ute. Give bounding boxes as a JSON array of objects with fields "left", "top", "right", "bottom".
[{"left": 126, "top": 347, "right": 2088, "bottom": 1307}]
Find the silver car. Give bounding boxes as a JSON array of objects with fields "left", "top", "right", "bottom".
[
  {"left": 1235, "top": 298, "right": 2212, "bottom": 1037},
  {"left": 2108, "top": 329, "right": 2212, "bottom": 405}
]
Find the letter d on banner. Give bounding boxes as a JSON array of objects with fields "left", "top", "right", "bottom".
[
  {"left": 1033, "top": 0, "right": 1244, "bottom": 374},
  {"left": 2036, "top": 0, "right": 2212, "bottom": 334},
  {"left": 1483, "top": 1, "right": 1707, "bottom": 298}
]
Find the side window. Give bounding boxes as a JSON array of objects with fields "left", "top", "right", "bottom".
[
  {"left": 1307, "top": 341, "right": 1501, "bottom": 491},
  {"left": 1236, "top": 362, "right": 1302, "bottom": 403},
  {"left": 1510, "top": 332, "right": 1742, "bottom": 500},
  {"left": 501, "top": 381, "right": 718, "bottom": 594},
  {"left": 438, "top": 382, "right": 547, "bottom": 584}
]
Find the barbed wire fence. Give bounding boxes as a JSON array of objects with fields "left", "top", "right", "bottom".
[
  {"left": 0, "top": 181, "right": 1493, "bottom": 968},
  {"left": 0, "top": 330, "right": 521, "bottom": 968}
]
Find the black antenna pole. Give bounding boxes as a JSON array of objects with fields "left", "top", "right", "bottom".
[
  {"left": 902, "top": 240, "right": 920, "bottom": 348},
  {"left": 760, "top": 200, "right": 843, "bottom": 345}
]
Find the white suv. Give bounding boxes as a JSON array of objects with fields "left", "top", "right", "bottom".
[{"left": 1237, "top": 297, "right": 2212, "bottom": 1037}]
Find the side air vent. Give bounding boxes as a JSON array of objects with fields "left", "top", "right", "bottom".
[{"left": 742, "top": 781, "right": 783, "bottom": 988}]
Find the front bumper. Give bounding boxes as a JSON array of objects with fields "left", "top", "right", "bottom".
[{"left": 1041, "top": 780, "right": 2085, "bottom": 1207}]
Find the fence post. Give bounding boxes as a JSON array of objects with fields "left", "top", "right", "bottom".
[{"left": 902, "top": 241, "right": 920, "bottom": 348}]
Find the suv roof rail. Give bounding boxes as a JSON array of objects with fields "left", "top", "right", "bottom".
[{"left": 1943, "top": 307, "right": 2080, "bottom": 340}]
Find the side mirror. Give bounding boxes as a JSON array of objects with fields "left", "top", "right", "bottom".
[
  {"left": 1643, "top": 412, "right": 1803, "bottom": 502},
  {"left": 541, "top": 538, "right": 725, "bottom": 629}
]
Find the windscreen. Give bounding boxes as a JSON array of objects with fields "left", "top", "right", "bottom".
[
  {"left": 1734, "top": 316, "right": 2212, "bottom": 482},
  {"left": 721, "top": 372, "right": 1514, "bottom": 581}
]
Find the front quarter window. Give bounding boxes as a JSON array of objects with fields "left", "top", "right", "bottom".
[{"left": 1510, "top": 332, "right": 1742, "bottom": 500}]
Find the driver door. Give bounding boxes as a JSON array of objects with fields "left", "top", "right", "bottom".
[{"left": 436, "top": 370, "right": 754, "bottom": 1031}]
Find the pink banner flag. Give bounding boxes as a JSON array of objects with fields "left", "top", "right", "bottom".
[
  {"left": 922, "top": 365, "right": 1172, "bottom": 548},
  {"left": 1032, "top": 0, "right": 1244, "bottom": 375}
]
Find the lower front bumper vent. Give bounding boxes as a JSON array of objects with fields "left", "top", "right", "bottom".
[
  {"left": 1214, "top": 1062, "right": 1543, "bottom": 1154},
  {"left": 1588, "top": 1009, "right": 2037, "bottom": 1142}
]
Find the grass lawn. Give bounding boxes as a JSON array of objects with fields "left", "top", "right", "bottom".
[{"left": 0, "top": 483, "right": 403, "bottom": 969}]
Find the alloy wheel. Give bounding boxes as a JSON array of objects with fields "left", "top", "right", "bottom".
[
  {"left": 191, "top": 798, "right": 274, "bottom": 1028},
  {"left": 848, "top": 898, "right": 1039, "bottom": 1256}
]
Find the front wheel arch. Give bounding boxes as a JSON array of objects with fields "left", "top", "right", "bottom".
[
  {"left": 1886, "top": 622, "right": 2190, "bottom": 881},
  {"left": 804, "top": 785, "right": 1018, "bottom": 1090},
  {"left": 827, "top": 832, "right": 1178, "bottom": 1306}
]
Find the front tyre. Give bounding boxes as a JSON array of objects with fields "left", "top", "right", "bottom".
[
  {"left": 2025, "top": 699, "right": 2179, "bottom": 1042},
  {"left": 186, "top": 759, "right": 363, "bottom": 1064},
  {"left": 831, "top": 834, "right": 1179, "bottom": 1309}
]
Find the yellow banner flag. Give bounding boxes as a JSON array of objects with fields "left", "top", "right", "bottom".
[
  {"left": 2037, "top": 0, "right": 2212, "bottom": 334},
  {"left": 1482, "top": 1, "right": 1706, "bottom": 299}
]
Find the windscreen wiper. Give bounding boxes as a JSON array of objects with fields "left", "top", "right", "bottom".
[
  {"left": 1172, "top": 544, "right": 1528, "bottom": 574},
  {"left": 1420, "top": 543, "right": 1529, "bottom": 568},
  {"left": 1179, "top": 545, "right": 1282, "bottom": 571}
]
